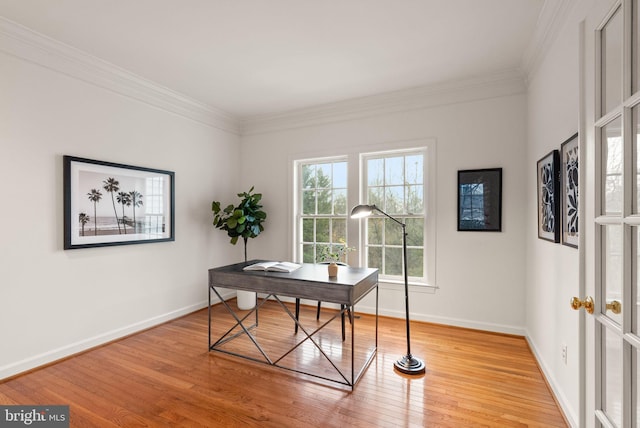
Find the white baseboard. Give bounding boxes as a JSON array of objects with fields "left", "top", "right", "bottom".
[
  {"left": 525, "top": 334, "right": 577, "bottom": 428},
  {"left": 0, "top": 290, "right": 234, "bottom": 381},
  {"left": 349, "top": 303, "right": 526, "bottom": 336}
]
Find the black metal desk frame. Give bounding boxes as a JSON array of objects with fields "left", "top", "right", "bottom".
[{"left": 208, "top": 261, "right": 378, "bottom": 389}]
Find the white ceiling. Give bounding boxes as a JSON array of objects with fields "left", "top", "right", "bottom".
[{"left": 0, "top": 0, "right": 546, "bottom": 118}]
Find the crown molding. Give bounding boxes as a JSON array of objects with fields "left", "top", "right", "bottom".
[
  {"left": 241, "top": 69, "right": 527, "bottom": 135},
  {"left": 0, "top": 17, "right": 240, "bottom": 134},
  {"left": 521, "top": 0, "right": 578, "bottom": 83}
]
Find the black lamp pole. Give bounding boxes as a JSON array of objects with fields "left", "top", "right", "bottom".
[{"left": 351, "top": 204, "right": 425, "bottom": 375}]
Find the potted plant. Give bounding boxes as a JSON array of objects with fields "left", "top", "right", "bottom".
[
  {"left": 212, "top": 186, "right": 267, "bottom": 309},
  {"left": 316, "top": 239, "right": 354, "bottom": 277}
]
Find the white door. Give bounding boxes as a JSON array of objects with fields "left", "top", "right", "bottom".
[{"left": 581, "top": 0, "right": 640, "bottom": 426}]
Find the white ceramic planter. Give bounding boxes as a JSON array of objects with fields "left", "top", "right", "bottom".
[{"left": 236, "top": 290, "right": 256, "bottom": 310}]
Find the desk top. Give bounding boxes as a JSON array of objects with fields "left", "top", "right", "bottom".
[{"left": 209, "top": 260, "right": 378, "bottom": 305}]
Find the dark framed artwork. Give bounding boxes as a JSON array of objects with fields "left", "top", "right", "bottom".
[
  {"left": 561, "top": 133, "right": 579, "bottom": 248},
  {"left": 457, "top": 168, "right": 502, "bottom": 232},
  {"left": 64, "top": 156, "right": 175, "bottom": 249},
  {"left": 537, "top": 150, "right": 560, "bottom": 243}
]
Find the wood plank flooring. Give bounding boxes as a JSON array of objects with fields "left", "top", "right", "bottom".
[{"left": 0, "top": 300, "right": 568, "bottom": 427}]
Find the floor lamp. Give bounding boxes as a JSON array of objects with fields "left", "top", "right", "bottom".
[{"left": 351, "top": 204, "right": 426, "bottom": 375}]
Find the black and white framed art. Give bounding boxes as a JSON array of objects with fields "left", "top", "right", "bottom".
[
  {"left": 560, "top": 133, "right": 579, "bottom": 248},
  {"left": 537, "top": 150, "right": 560, "bottom": 243},
  {"left": 457, "top": 168, "right": 502, "bottom": 232},
  {"left": 64, "top": 156, "right": 175, "bottom": 249}
]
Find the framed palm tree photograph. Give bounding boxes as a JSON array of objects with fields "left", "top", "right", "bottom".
[
  {"left": 64, "top": 156, "right": 175, "bottom": 249},
  {"left": 536, "top": 150, "right": 560, "bottom": 243}
]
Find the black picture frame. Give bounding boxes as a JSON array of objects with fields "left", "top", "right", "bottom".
[
  {"left": 537, "top": 150, "right": 560, "bottom": 243},
  {"left": 457, "top": 168, "right": 502, "bottom": 232},
  {"left": 560, "top": 133, "right": 579, "bottom": 248},
  {"left": 64, "top": 155, "right": 175, "bottom": 249}
]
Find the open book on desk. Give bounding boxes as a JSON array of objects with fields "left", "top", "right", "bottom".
[{"left": 243, "top": 261, "right": 301, "bottom": 273}]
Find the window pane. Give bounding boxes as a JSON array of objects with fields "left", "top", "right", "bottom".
[
  {"left": 302, "top": 244, "right": 314, "bottom": 263},
  {"left": 317, "top": 189, "right": 332, "bottom": 214},
  {"left": 367, "top": 158, "right": 384, "bottom": 186},
  {"left": 603, "top": 118, "right": 623, "bottom": 215},
  {"left": 405, "top": 154, "right": 423, "bottom": 184},
  {"left": 368, "top": 218, "right": 383, "bottom": 245},
  {"left": 331, "top": 219, "right": 346, "bottom": 242},
  {"left": 385, "top": 218, "right": 402, "bottom": 245},
  {"left": 334, "top": 189, "right": 347, "bottom": 215},
  {"left": 316, "top": 244, "right": 329, "bottom": 262},
  {"left": 385, "top": 186, "right": 404, "bottom": 214},
  {"left": 407, "top": 248, "right": 424, "bottom": 277},
  {"left": 602, "top": 326, "right": 623, "bottom": 427},
  {"left": 406, "top": 218, "right": 424, "bottom": 246},
  {"left": 368, "top": 187, "right": 383, "bottom": 207},
  {"left": 302, "top": 218, "right": 314, "bottom": 242},
  {"left": 601, "top": 7, "right": 622, "bottom": 116},
  {"left": 302, "top": 190, "right": 316, "bottom": 214},
  {"left": 603, "top": 225, "right": 623, "bottom": 326},
  {"left": 333, "top": 162, "right": 347, "bottom": 188},
  {"left": 317, "top": 164, "right": 331, "bottom": 187},
  {"left": 302, "top": 164, "right": 316, "bottom": 188},
  {"left": 385, "top": 247, "right": 402, "bottom": 276},
  {"left": 406, "top": 185, "right": 424, "bottom": 214},
  {"left": 385, "top": 156, "right": 404, "bottom": 185},
  {"left": 316, "top": 218, "right": 330, "bottom": 242},
  {"left": 368, "top": 246, "right": 382, "bottom": 270}
]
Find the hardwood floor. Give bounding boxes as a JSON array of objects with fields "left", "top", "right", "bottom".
[{"left": 0, "top": 301, "right": 567, "bottom": 427}]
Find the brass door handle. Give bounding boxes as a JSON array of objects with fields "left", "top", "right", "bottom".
[
  {"left": 606, "top": 300, "right": 621, "bottom": 314},
  {"left": 570, "top": 296, "right": 594, "bottom": 314}
]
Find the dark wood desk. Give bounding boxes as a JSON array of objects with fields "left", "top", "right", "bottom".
[{"left": 208, "top": 260, "right": 378, "bottom": 389}]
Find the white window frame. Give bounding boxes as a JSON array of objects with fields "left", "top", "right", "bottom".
[
  {"left": 291, "top": 138, "right": 437, "bottom": 288},
  {"left": 359, "top": 148, "right": 428, "bottom": 284},
  {"left": 295, "top": 156, "right": 349, "bottom": 264}
]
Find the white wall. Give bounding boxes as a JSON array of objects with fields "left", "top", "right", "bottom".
[
  {"left": 240, "top": 88, "right": 528, "bottom": 333},
  {"left": 525, "top": 1, "right": 589, "bottom": 426},
  {"left": 0, "top": 50, "right": 241, "bottom": 379}
]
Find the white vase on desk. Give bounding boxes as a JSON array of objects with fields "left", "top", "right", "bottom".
[
  {"left": 327, "top": 262, "right": 338, "bottom": 277},
  {"left": 236, "top": 290, "right": 256, "bottom": 310}
]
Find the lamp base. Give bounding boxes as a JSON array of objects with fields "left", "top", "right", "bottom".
[{"left": 394, "top": 354, "right": 426, "bottom": 375}]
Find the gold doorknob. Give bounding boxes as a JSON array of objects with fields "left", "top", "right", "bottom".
[
  {"left": 606, "top": 300, "right": 621, "bottom": 314},
  {"left": 570, "top": 296, "right": 594, "bottom": 314}
]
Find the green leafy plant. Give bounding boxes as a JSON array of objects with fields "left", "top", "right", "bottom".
[
  {"left": 316, "top": 238, "right": 355, "bottom": 264},
  {"left": 212, "top": 186, "right": 267, "bottom": 261}
]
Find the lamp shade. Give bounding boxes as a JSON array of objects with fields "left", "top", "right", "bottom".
[{"left": 350, "top": 204, "right": 375, "bottom": 218}]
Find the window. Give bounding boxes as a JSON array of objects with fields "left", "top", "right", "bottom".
[
  {"left": 145, "top": 177, "right": 165, "bottom": 234},
  {"left": 362, "top": 150, "right": 425, "bottom": 280},
  {"left": 293, "top": 142, "right": 434, "bottom": 287},
  {"left": 298, "top": 159, "right": 349, "bottom": 263}
]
